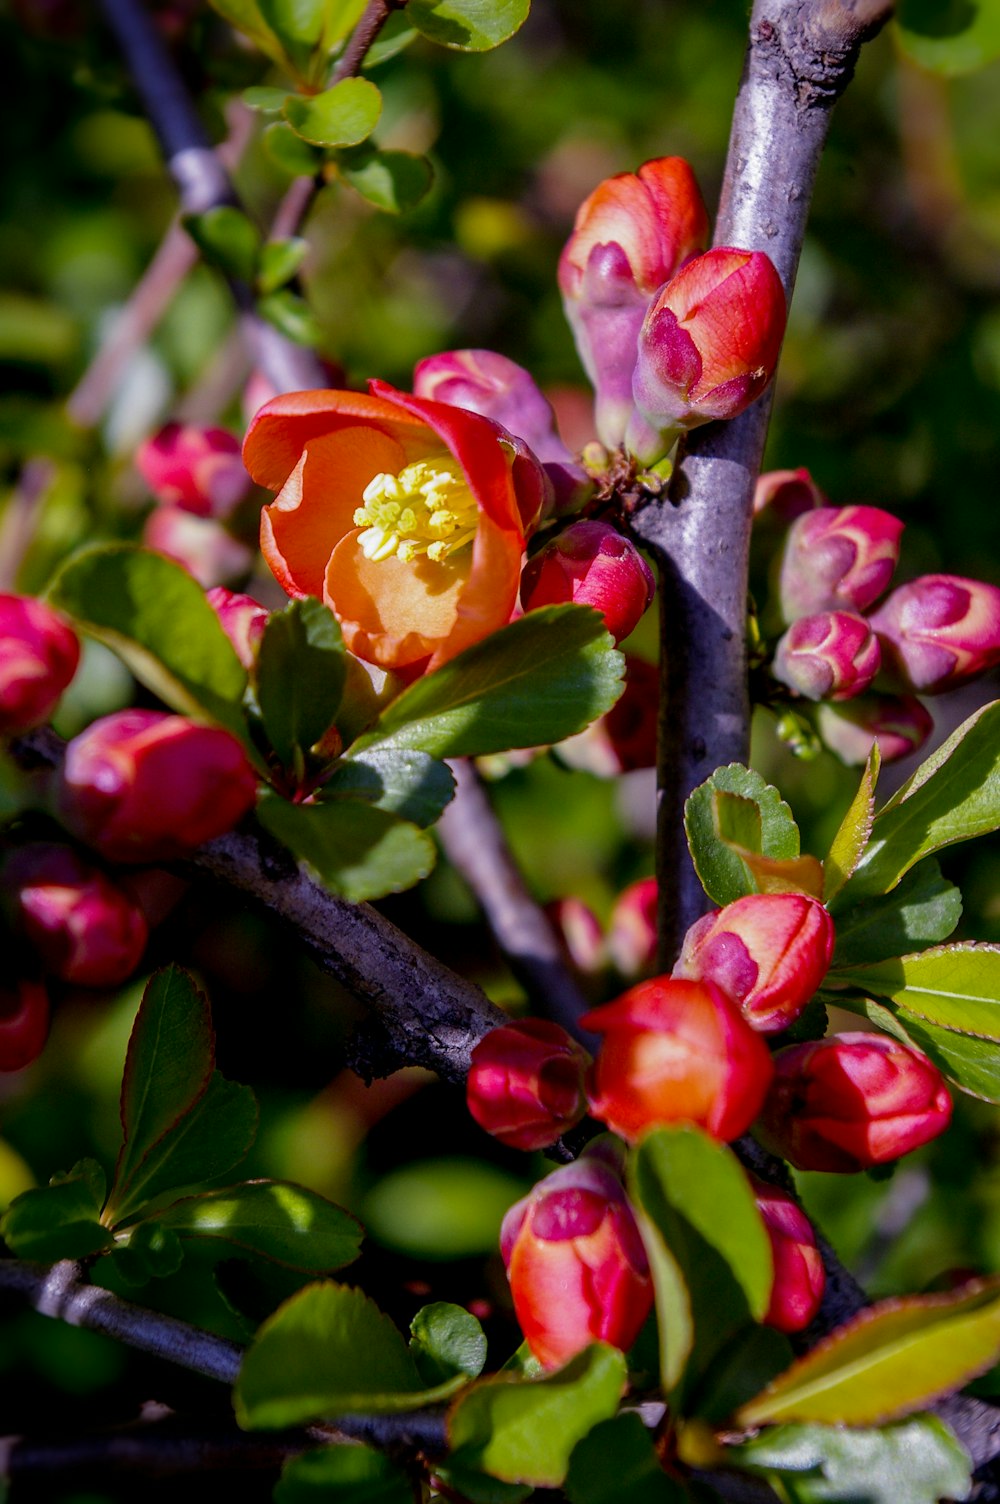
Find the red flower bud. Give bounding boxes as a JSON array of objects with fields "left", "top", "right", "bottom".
[
  {"left": 868, "top": 574, "right": 1000, "bottom": 694},
  {"left": 757, "top": 1032, "right": 953, "bottom": 1173},
  {"left": 57, "top": 709, "right": 257, "bottom": 863},
  {"left": 674, "top": 893, "right": 834, "bottom": 1035},
  {"left": 607, "top": 876, "right": 658, "bottom": 978},
  {"left": 467, "top": 1020, "right": 591, "bottom": 1150},
  {"left": 778, "top": 506, "right": 903, "bottom": 621},
  {"left": 548, "top": 896, "right": 606, "bottom": 975},
  {"left": 143, "top": 508, "right": 255, "bottom": 590},
  {"left": 772, "top": 611, "right": 881, "bottom": 702},
  {"left": 751, "top": 1178, "right": 825, "bottom": 1333},
  {"left": 582, "top": 976, "right": 774, "bottom": 1143},
  {"left": 627, "top": 248, "right": 787, "bottom": 464},
  {"left": 815, "top": 693, "right": 933, "bottom": 766},
  {"left": 205, "top": 587, "right": 268, "bottom": 669},
  {"left": 500, "top": 1156, "right": 652, "bottom": 1368},
  {"left": 520, "top": 521, "right": 655, "bottom": 644},
  {"left": 557, "top": 656, "right": 659, "bottom": 776},
  {"left": 0, "top": 977, "right": 49, "bottom": 1072},
  {"left": 2, "top": 844, "right": 148, "bottom": 988},
  {"left": 558, "top": 158, "right": 709, "bottom": 449},
  {"left": 136, "top": 423, "right": 251, "bottom": 519},
  {"left": 0, "top": 595, "right": 80, "bottom": 735},
  {"left": 753, "top": 468, "right": 827, "bottom": 523}
]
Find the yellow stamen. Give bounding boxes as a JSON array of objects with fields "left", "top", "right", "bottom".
[{"left": 354, "top": 456, "right": 478, "bottom": 566}]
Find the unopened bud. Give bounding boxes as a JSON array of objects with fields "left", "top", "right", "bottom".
[
  {"left": 816, "top": 692, "right": 932, "bottom": 766},
  {"left": 778, "top": 506, "right": 903, "bottom": 621},
  {"left": 674, "top": 893, "right": 834, "bottom": 1034},
  {"left": 467, "top": 1019, "right": 591, "bottom": 1150},
  {"left": 0, "top": 595, "right": 80, "bottom": 735},
  {"left": 136, "top": 423, "right": 251, "bottom": 519},
  {"left": 143, "top": 508, "right": 255, "bottom": 589},
  {"left": 757, "top": 1032, "right": 952, "bottom": 1173},
  {"left": 548, "top": 896, "right": 606, "bottom": 975},
  {"left": 772, "top": 611, "right": 881, "bottom": 702},
  {"left": 607, "top": 876, "right": 658, "bottom": 977},
  {"left": 0, "top": 977, "right": 49, "bottom": 1072},
  {"left": 501, "top": 1156, "right": 652, "bottom": 1368},
  {"left": 206, "top": 587, "right": 268, "bottom": 669},
  {"left": 520, "top": 521, "right": 655, "bottom": 644},
  {"left": 869, "top": 574, "right": 1000, "bottom": 694},
  {"left": 753, "top": 468, "right": 827, "bottom": 522},
  {"left": 751, "top": 1178, "right": 825, "bottom": 1333},
  {"left": 582, "top": 976, "right": 773, "bottom": 1143},
  {"left": 57, "top": 709, "right": 257, "bottom": 864},
  {"left": 558, "top": 656, "right": 658, "bottom": 776}
]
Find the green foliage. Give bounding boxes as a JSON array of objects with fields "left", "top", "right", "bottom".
[
  {"left": 254, "top": 598, "right": 347, "bottom": 772},
  {"left": 823, "top": 745, "right": 879, "bottom": 901},
  {"left": 321, "top": 748, "right": 455, "bottom": 826},
  {"left": 284, "top": 79, "right": 383, "bottom": 147},
  {"left": 183, "top": 207, "right": 262, "bottom": 285},
  {"left": 147, "top": 1181, "right": 363, "bottom": 1271},
  {"left": 338, "top": 147, "right": 435, "bottom": 213},
  {"left": 264, "top": 122, "right": 325, "bottom": 176},
  {"left": 258, "top": 288, "right": 325, "bottom": 346},
  {"left": 275, "top": 1445, "right": 413, "bottom": 1504},
  {"left": 566, "top": 1413, "right": 690, "bottom": 1504},
  {"left": 258, "top": 238, "right": 309, "bottom": 294},
  {"left": 684, "top": 765, "right": 804, "bottom": 906},
  {"left": 1, "top": 1160, "right": 113, "bottom": 1261},
  {"left": 834, "top": 943, "right": 1000, "bottom": 1039},
  {"left": 829, "top": 861, "right": 963, "bottom": 967},
  {"left": 257, "top": 789, "right": 436, "bottom": 900},
  {"left": 410, "top": 1301, "right": 488, "bottom": 1385},
  {"left": 896, "top": 0, "right": 1000, "bottom": 76},
  {"left": 407, "top": 0, "right": 531, "bottom": 51}
]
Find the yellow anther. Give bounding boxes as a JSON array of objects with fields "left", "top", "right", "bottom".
[{"left": 354, "top": 456, "right": 478, "bottom": 565}]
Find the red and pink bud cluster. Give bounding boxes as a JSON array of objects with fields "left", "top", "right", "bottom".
[
  {"left": 466, "top": 1019, "right": 591, "bottom": 1150},
  {"left": 206, "top": 587, "right": 268, "bottom": 669},
  {"left": 0, "top": 595, "right": 80, "bottom": 736},
  {"left": 0, "top": 977, "right": 50, "bottom": 1073},
  {"left": 520, "top": 520, "right": 655, "bottom": 644},
  {"left": 138, "top": 423, "right": 255, "bottom": 590},
  {"left": 752, "top": 1178, "right": 825, "bottom": 1333}
]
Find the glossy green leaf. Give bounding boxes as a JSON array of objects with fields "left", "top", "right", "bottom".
[
  {"left": 355, "top": 605, "right": 623, "bottom": 760},
  {"left": 263, "top": 122, "right": 325, "bottom": 176},
  {"left": 258, "top": 790, "right": 435, "bottom": 901},
  {"left": 410, "top": 1302, "right": 487, "bottom": 1385},
  {"left": 285, "top": 78, "right": 382, "bottom": 146},
  {"left": 183, "top": 206, "right": 261, "bottom": 284},
  {"left": 236, "top": 1281, "right": 428, "bottom": 1427},
  {"left": 275, "top": 1445, "right": 412, "bottom": 1504},
  {"left": 257, "top": 289, "right": 323, "bottom": 347},
  {"left": 46, "top": 545, "right": 249, "bottom": 743},
  {"left": 242, "top": 85, "right": 290, "bottom": 113},
  {"left": 2, "top": 1160, "right": 113, "bottom": 1261},
  {"left": 566, "top": 1413, "right": 689, "bottom": 1504},
  {"left": 824, "top": 744, "right": 879, "bottom": 902},
  {"left": 830, "top": 860, "right": 962, "bottom": 966},
  {"left": 207, "top": 0, "right": 292, "bottom": 67},
  {"left": 629, "top": 1127, "right": 773, "bottom": 1403},
  {"left": 689, "top": 1322, "right": 793, "bottom": 1424},
  {"left": 339, "top": 148, "right": 434, "bottom": 212},
  {"left": 408, "top": 0, "right": 530, "bottom": 51},
  {"left": 737, "top": 1280, "right": 1000, "bottom": 1427},
  {"left": 432, "top": 1465, "right": 531, "bottom": 1504},
  {"left": 257, "top": 237, "right": 308, "bottom": 294},
  {"left": 896, "top": 0, "right": 1000, "bottom": 76},
  {"left": 258, "top": 0, "right": 326, "bottom": 50},
  {"left": 448, "top": 1344, "right": 627, "bottom": 1487},
  {"left": 840, "top": 701, "right": 1000, "bottom": 902},
  {"left": 888, "top": 1007, "right": 1000, "bottom": 1104},
  {"left": 322, "top": 748, "right": 455, "bottom": 826},
  {"left": 319, "top": 0, "right": 366, "bottom": 48},
  {"left": 729, "top": 1415, "right": 971, "bottom": 1503},
  {"left": 149, "top": 1180, "right": 362, "bottom": 1271},
  {"left": 684, "top": 765, "right": 801, "bottom": 906},
  {"left": 362, "top": 11, "right": 419, "bottom": 65},
  {"left": 111, "top": 1220, "right": 185, "bottom": 1286},
  {"left": 255, "top": 599, "right": 346, "bottom": 769},
  {"left": 833, "top": 943, "right": 1000, "bottom": 1040}
]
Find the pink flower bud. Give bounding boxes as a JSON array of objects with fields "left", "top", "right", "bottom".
[
  {"left": 607, "top": 876, "right": 658, "bottom": 977},
  {"left": 136, "top": 423, "right": 251, "bottom": 519},
  {"left": 547, "top": 896, "right": 606, "bottom": 975},
  {"left": 778, "top": 506, "right": 903, "bottom": 621},
  {"left": 143, "top": 508, "right": 255, "bottom": 589},
  {"left": 868, "top": 574, "right": 1000, "bottom": 694},
  {"left": 205, "top": 587, "right": 268, "bottom": 670},
  {"left": 757, "top": 1032, "right": 953, "bottom": 1173},
  {"left": 582, "top": 976, "right": 774, "bottom": 1144},
  {"left": 520, "top": 521, "right": 655, "bottom": 644},
  {"left": 627, "top": 248, "right": 787, "bottom": 464},
  {"left": 466, "top": 1019, "right": 591, "bottom": 1150},
  {"left": 500, "top": 1156, "right": 652, "bottom": 1368},
  {"left": 57, "top": 709, "right": 257, "bottom": 863},
  {"left": 674, "top": 893, "right": 834, "bottom": 1035},
  {"left": 0, "top": 977, "right": 49, "bottom": 1072},
  {"left": 2, "top": 844, "right": 148, "bottom": 988},
  {"left": 559, "top": 158, "right": 709, "bottom": 449},
  {"left": 772, "top": 611, "right": 881, "bottom": 702},
  {"left": 815, "top": 693, "right": 933, "bottom": 766},
  {"left": 751, "top": 1178, "right": 825, "bottom": 1333},
  {"left": 0, "top": 595, "right": 80, "bottom": 735},
  {"left": 753, "top": 468, "right": 827, "bottom": 522}
]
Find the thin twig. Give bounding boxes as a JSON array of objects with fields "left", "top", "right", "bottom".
[{"left": 332, "top": 0, "right": 406, "bottom": 82}]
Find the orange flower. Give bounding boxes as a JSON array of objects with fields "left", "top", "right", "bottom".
[{"left": 243, "top": 382, "right": 548, "bottom": 674}]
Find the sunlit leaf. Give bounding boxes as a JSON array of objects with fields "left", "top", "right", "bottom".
[
  {"left": 830, "top": 861, "right": 962, "bottom": 966},
  {"left": 408, "top": 0, "right": 530, "bottom": 51},
  {"left": 2, "top": 1160, "right": 113, "bottom": 1261},
  {"left": 322, "top": 748, "right": 455, "bottom": 826},
  {"left": 824, "top": 744, "right": 879, "bottom": 902},
  {"left": 255, "top": 598, "right": 346, "bottom": 769},
  {"left": 149, "top": 1180, "right": 363, "bottom": 1271},
  {"left": 275, "top": 1444, "right": 412, "bottom": 1504},
  {"left": 410, "top": 1302, "right": 487, "bottom": 1385},
  {"left": 339, "top": 148, "right": 434, "bottom": 212},
  {"left": 285, "top": 78, "right": 382, "bottom": 147},
  {"left": 685, "top": 766, "right": 802, "bottom": 907},
  {"left": 896, "top": 0, "right": 1000, "bottom": 76},
  {"left": 833, "top": 943, "right": 1000, "bottom": 1040},
  {"left": 184, "top": 206, "right": 261, "bottom": 284},
  {"left": 258, "top": 790, "right": 436, "bottom": 900}
]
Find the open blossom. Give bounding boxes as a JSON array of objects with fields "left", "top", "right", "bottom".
[
  {"left": 868, "top": 575, "right": 1000, "bottom": 694},
  {"left": 778, "top": 505, "right": 903, "bottom": 621},
  {"left": 243, "top": 384, "right": 549, "bottom": 675}
]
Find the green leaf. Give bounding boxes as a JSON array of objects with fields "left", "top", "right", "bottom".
[
  {"left": 257, "top": 790, "right": 435, "bottom": 901},
  {"left": 628, "top": 1127, "right": 773, "bottom": 1404},
  {"left": 1, "top": 1160, "right": 113, "bottom": 1261},
  {"left": 690, "top": 1322, "right": 794, "bottom": 1424},
  {"left": 448, "top": 1344, "right": 627, "bottom": 1487},
  {"left": 285, "top": 78, "right": 382, "bottom": 147},
  {"left": 257, "top": 237, "right": 309, "bottom": 294},
  {"left": 339, "top": 148, "right": 434, "bottom": 212},
  {"left": 824, "top": 744, "right": 879, "bottom": 902},
  {"left": 833, "top": 943, "right": 1000, "bottom": 1040},
  {"left": 736, "top": 1280, "right": 1000, "bottom": 1427},
  {"left": 839, "top": 701, "right": 1000, "bottom": 902},
  {"left": 829, "top": 860, "right": 962, "bottom": 965},
  {"left": 319, "top": 0, "right": 366, "bottom": 48},
  {"left": 896, "top": 0, "right": 1000, "bottom": 76},
  {"left": 207, "top": 0, "right": 293, "bottom": 68},
  {"left": 362, "top": 1158, "right": 529, "bottom": 1260},
  {"left": 184, "top": 206, "right": 261, "bottom": 284},
  {"left": 566, "top": 1413, "right": 690, "bottom": 1504},
  {"left": 410, "top": 1302, "right": 487, "bottom": 1386},
  {"left": 148, "top": 1180, "right": 362, "bottom": 1272},
  {"left": 684, "top": 765, "right": 801, "bottom": 906},
  {"left": 255, "top": 599, "right": 346, "bottom": 769},
  {"left": 110, "top": 1220, "right": 185, "bottom": 1286},
  {"left": 242, "top": 85, "right": 291, "bottom": 113},
  {"left": 46, "top": 545, "right": 249, "bottom": 744},
  {"left": 354, "top": 605, "right": 623, "bottom": 760},
  {"left": 322, "top": 748, "right": 455, "bottom": 826},
  {"left": 257, "top": 289, "right": 324, "bottom": 347},
  {"left": 263, "top": 122, "right": 325, "bottom": 176},
  {"left": 432, "top": 1466, "right": 531, "bottom": 1504},
  {"left": 236, "top": 1282, "right": 428, "bottom": 1428},
  {"left": 729, "top": 1415, "right": 971, "bottom": 1503},
  {"left": 258, "top": 0, "right": 327, "bottom": 50},
  {"left": 886, "top": 1007, "right": 1000, "bottom": 1104},
  {"left": 362, "top": 11, "right": 419, "bottom": 65},
  {"left": 275, "top": 1445, "right": 412, "bottom": 1504},
  {"left": 408, "top": 0, "right": 530, "bottom": 51}
]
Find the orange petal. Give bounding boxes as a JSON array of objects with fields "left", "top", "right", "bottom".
[
  {"left": 426, "top": 511, "right": 523, "bottom": 671},
  {"left": 244, "top": 389, "right": 430, "bottom": 491},
  {"left": 326, "top": 535, "right": 472, "bottom": 669}
]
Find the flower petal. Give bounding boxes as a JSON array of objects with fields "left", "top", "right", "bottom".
[
  {"left": 326, "top": 536, "right": 472, "bottom": 669},
  {"left": 243, "top": 388, "right": 429, "bottom": 491}
]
